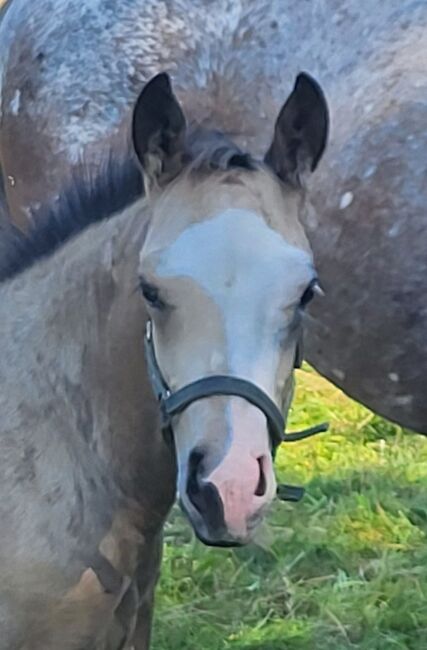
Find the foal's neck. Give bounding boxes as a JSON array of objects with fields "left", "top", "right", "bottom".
[{"left": 2, "top": 201, "right": 175, "bottom": 519}]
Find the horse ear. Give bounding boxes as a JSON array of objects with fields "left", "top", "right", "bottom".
[
  {"left": 264, "top": 73, "right": 329, "bottom": 187},
  {"left": 132, "top": 73, "right": 187, "bottom": 188}
]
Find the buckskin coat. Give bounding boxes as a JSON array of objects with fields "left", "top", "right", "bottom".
[{"left": 0, "top": 0, "right": 426, "bottom": 431}]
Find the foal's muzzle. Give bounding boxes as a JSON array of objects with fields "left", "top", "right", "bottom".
[{"left": 144, "top": 320, "right": 328, "bottom": 505}]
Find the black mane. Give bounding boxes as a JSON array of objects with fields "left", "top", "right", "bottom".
[
  {"left": 0, "top": 129, "right": 255, "bottom": 283},
  {"left": 0, "top": 154, "right": 143, "bottom": 283}
]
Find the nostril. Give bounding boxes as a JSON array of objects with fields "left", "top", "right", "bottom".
[
  {"left": 255, "top": 457, "right": 267, "bottom": 497},
  {"left": 186, "top": 450, "right": 225, "bottom": 531},
  {"left": 187, "top": 449, "right": 204, "bottom": 510},
  {"left": 188, "top": 449, "right": 204, "bottom": 481}
]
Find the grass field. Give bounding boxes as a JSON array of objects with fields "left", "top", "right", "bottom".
[{"left": 152, "top": 365, "right": 427, "bottom": 650}]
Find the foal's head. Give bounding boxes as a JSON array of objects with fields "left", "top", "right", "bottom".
[{"left": 134, "top": 73, "right": 328, "bottom": 546}]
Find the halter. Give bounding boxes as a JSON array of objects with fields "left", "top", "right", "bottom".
[{"left": 144, "top": 320, "right": 328, "bottom": 502}]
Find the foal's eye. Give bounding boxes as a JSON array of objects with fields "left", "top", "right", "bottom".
[
  {"left": 299, "top": 280, "right": 318, "bottom": 308},
  {"left": 139, "top": 280, "right": 164, "bottom": 309}
]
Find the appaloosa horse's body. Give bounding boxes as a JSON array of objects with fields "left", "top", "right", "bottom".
[
  {"left": 1, "top": 0, "right": 426, "bottom": 432},
  {"left": 0, "top": 72, "right": 328, "bottom": 647}
]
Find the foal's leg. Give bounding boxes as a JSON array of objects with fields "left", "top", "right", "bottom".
[
  {"left": 130, "top": 533, "right": 164, "bottom": 650},
  {"left": 130, "top": 588, "right": 156, "bottom": 650}
]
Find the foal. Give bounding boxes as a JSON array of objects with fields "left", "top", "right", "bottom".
[{"left": 0, "top": 72, "right": 328, "bottom": 648}]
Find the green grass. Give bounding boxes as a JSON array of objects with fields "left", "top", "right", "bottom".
[{"left": 152, "top": 366, "right": 427, "bottom": 650}]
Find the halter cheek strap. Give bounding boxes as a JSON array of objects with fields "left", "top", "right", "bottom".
[{"left": 144, "top": 320, "right": 328, "bottom": 501}]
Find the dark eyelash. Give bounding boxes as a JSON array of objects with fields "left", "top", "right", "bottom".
[
  {"left": 300, "top": 279, "right": 317, "bottom": 308},
  {"left": 139, "top": 280, "right": 165, "bottom": 309}
]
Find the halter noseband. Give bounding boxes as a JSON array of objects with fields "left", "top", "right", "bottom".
[{"left": 144, "top": 320, "right": 328, "bottom": 502}]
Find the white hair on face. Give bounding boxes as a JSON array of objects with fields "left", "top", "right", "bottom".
[{"left": 157, "top": 208, "right": 314, "bottom": 393}]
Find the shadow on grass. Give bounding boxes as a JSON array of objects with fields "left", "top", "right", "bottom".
[{"left": 154, "top": 453, "right": 427, "bottom": 650}]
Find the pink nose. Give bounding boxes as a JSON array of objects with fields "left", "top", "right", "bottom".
[
  {"left": 184, "top": 400, "right": 277, "bottom": 543},
  {"left": 206, "top": 451, "right": 274, "bottom": 539},
  {"left": 186, "top": 449, "right": 274, "bottom": 542}
]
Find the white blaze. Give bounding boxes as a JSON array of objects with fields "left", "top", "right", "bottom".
[{"left": 157, "top": 208, "right": 313, "bottom": 395}]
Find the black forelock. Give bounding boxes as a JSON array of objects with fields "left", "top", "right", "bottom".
[{"left": 186, "top": 126, "right": 256, "bottom": 173}]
